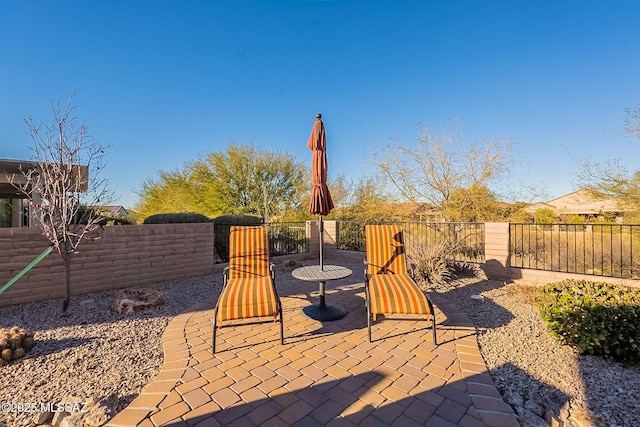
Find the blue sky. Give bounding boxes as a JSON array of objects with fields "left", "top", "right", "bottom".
[{"left": 2, "top": 1, "right": 639, "bottom": 209}]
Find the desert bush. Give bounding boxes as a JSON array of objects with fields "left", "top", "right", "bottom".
[
  {"left": 100, "top": 215, "right": 135, "bottom": 226},
  {"left": 212, "top": 214, "right": 263, "bottom": 262},
  {"left": 0, "top": 326, "right": 35, "bottom": 366},
  {"left": 406, "top": 237, "right": 456, "bottom": 288},
  {"left": 337, "top": 221, "right": 366, "bottom": 251},
  {"left": 143, "top": 212, "right": 211, "bottom": 224},
  {"left": 536, "top": 280, "right": 640, "bottom": 365},
  {"left": 534, "top": 208, "right": 556, "bottom": 224},
  {"left": 269, "top": 222, "right": 307, "bottom": 256}
]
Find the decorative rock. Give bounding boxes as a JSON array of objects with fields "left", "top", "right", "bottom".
[
  {"left": 524, "top": 399, "right": 546, "bottom": 417},
  {"left": 517, "top": 410, "right": 548, "bottom": 427},
  {"left": 34, "top": 410, "right": 54, "bottom": 424},
  {"left": 569, "top": 404, "right": 594, "bottom": 427},
  {"left": 115, "top": 288, "right": 165, "bottom": 314},
  {"left": 283, "top": 259, "right": 303, "bottom": 272},
  {"left": 51, "top": 410, "right": 70, "bottom": 426},
  {"left": 60, "top": 416, "right": 83, "bottom": 427}
]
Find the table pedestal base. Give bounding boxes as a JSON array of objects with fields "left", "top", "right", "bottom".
[
  {"left": 292, "top": 266, "right": 353, "bottom": 322},
  {"left": 302, "top": 304, "right": 347, "bottom": 321}
]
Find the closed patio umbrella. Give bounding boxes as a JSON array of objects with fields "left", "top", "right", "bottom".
[{"left": 307, "top": 113, "right": 334, "bottom": 269}]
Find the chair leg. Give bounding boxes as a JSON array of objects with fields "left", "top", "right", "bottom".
[
  {"left": 212, "top": 307, "right": 218, "bottom": 354},
  {"left": 431, "top": 314, "right": 437, "bottom": 345},
  {"left": 278, "top": 300, "right": 284, "bottom": 345},
  {"left": 366, "top": 286, "right": 372, "bottom": 343}
]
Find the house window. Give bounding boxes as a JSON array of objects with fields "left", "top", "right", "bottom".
[
  {"left": 0, "top": 198, "right": 31, "bottom": 227},
  {"left": 0, "top": 198, "right": 11, "bottom": 227}
]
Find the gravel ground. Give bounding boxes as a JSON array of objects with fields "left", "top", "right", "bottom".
[
  {"left": 0, "top": 275, "right": 222, "bottom": 427},
  {"left": 428, "top": 274, "right": 640, "bottom": 427},
  {"left": 1, "top": 261, "right": 639, "bottom": 427}
]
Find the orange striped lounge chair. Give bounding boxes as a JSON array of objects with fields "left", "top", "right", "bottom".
[
  {"left": 212, "top": 226, "right": 284, "bottom": 353},
  {"left": 364, "top": 224, "right": 437, "bottom": 344}
]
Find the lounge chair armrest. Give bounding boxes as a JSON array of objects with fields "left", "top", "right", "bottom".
[
  {"left": 409, "top": 263, "right": 417, "bottom": 279},
  {"left": 223, "top": 266, "right": 229, "bottom": 286}
]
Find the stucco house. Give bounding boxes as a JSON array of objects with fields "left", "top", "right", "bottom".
[
  {"left": 526, "top": 189, "right": 628, "bottom": 222},
  {"left": 0, "top": 159, "right": 35, "bottom": 227},
  {"left": 93, "top": 205, "right": 130, "bottom": 218},
  {"left": 0, "top": 158, "right": 88, "bottom": 228}
]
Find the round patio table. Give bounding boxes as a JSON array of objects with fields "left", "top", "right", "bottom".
[{"left": 292, "top": 264, "right": 352, "bottom": 321}]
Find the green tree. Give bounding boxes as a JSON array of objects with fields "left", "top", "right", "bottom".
[
  {"left": 504, "top": 202, "right": 533, "bottom": 223},
  {"left": 135, "top": 142, "right": 306, "bottom": 222},
  {"left": 330, "top": 175, "right": 393, "bottom": 223},
  {"left": 327, "top": 174, "right": 352, "bottom": 210},
  {"left": 534, "top": 208, "right": 556, "bottom": 224},
  {"left": 624, "top": 101, "right": 640, "bottom": 141},
  {"left": 134, "top": 168, "right": 200, "bottom": 221},
  {"left": 576, "top": 156, "right": 640, "bottom": 216},
  {"left": 576, "top": 102, "right": 640, "bottom": 214},
  {"left": 444, "top": 184, "right": 501, "bottom": 222}
]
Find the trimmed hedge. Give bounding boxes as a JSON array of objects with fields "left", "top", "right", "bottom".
[
  {"left": 99, "top": 215, "right": 135, "bottom": 226},
  {"left": 212, "top": 214, "right": 263, "bottom": 262},
  {"left": 143, "top": 213, "right": 211, "bottom": 224},
  {"left": 536, "top": 280, "right": 640, "bottom": 365}
]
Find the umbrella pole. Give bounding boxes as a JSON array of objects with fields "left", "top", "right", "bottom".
[{"left": 319, "top": 216, "right": 324, "bottom": 270}]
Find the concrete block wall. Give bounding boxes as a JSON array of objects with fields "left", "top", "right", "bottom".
[
  {"left": 481, "top": 222, "right": 511, "bottom": 281},
  {"left": 0, "top": 223, "right": 216, "bottom": 307},
  {"left": 509, "top": 266, "right": 640, "bottom": 288},
  {"left": 307, "top": 220, "right": 338, "bottom": 263}
]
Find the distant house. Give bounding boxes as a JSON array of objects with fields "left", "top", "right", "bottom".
[
  {"left": 526, "top": 189, "right": 628, "bottom": 222},
  {"left": 93, "top": 205, "right": 130, "bottom": 218},
  {"left": 0, "top": 158, "right": 88, "bottom": 228},
  {"left": 0, "top": 159, "right": 37, "bottom": 227}
]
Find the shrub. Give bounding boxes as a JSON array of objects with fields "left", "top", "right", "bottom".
[
  {"left": 536, "top": 280, "right": 640, "bottom": 365},
  {"left": 337, "top": 221, "right": 366, "bottom": 251},
  {"left": 407, "top": 237, "right": 455, "bottom": 288},
  {"left": 269, "top": 223, "right": 307, "bottom": 256},
  {"left": 100, "top": 215, "right": 135, "bottom": 226},
  {"left": 533, "top": 207, "right": 556, "bottom": 224},
  {"left": 212, "top": 214, "right": 263, "bottom": 262},
  {"left": 0, "top": 326, "right": 35, "bottom": 366},
  {"left": 143, "top": 212, "right": 211, "bottom": 224}
]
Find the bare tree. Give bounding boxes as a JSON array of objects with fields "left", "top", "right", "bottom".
[
  {"left": 372, "top": 124, "right": 515, "bottom": 221},
  {"left": 11, "top": 93, "right": 112, "bottom": 313},
  {"left": 624, "top": 101, "right": 640, "bottom": 141},
  {"left": 576, "top": 102, "right": 640, "bottom": 211}
]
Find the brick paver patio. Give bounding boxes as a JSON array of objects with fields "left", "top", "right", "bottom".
[{"left": 105, "top": 258, "right": 518, "bottom": 427}]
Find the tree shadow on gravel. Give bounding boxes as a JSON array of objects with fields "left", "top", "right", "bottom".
[
  {"left": 27, "top": 336, "right": 95, "bottom": 357},
  {"left": 432, "top": 277, "right": 515, "bottom": 329},
  {"left": 493, "top": 362, "right": 573, "bottom": 426},
  {"left": 434, "top": 276, "right": 640, "bottom": 426}
]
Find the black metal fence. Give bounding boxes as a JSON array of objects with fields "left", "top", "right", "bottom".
[
  {"left": 338, "top": 221, "right": 485, "bottom": 263},
  {"left": 510, "top": 223, "right": 640, "bottom": 279},
  {"left": 213, "top": 222, "right": 308, "bottom": 263},
  {"left": 213, "top": 220, "right": 640, "bottom": 278}
]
